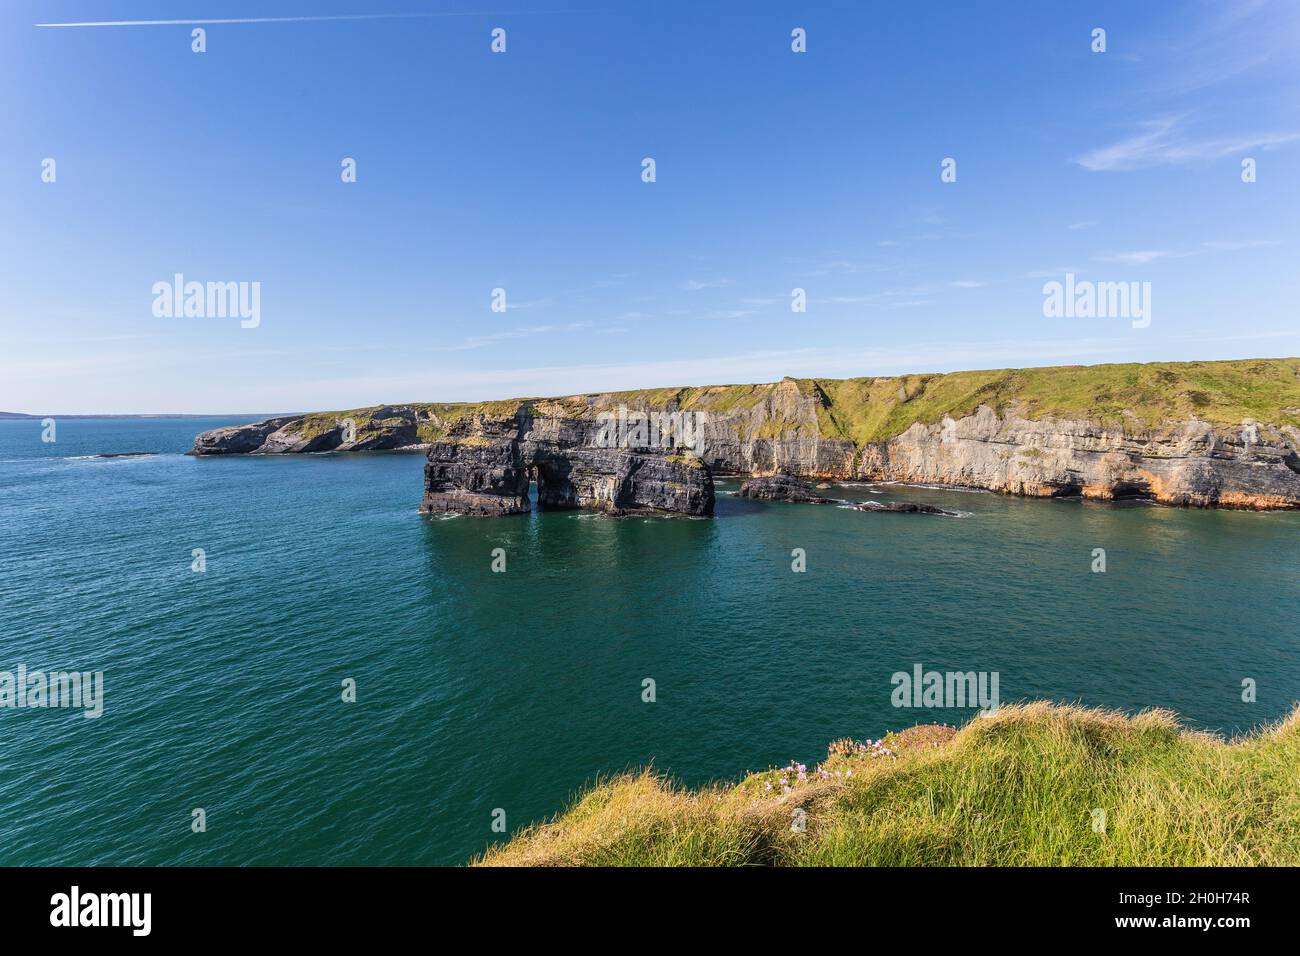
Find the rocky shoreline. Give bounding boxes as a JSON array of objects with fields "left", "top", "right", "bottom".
[
  {"left": 189, "top": 359, "right": 1300, "bottom": 515},
  {"left": 736, "top": 474, "right": 963, "bottom": 515}
]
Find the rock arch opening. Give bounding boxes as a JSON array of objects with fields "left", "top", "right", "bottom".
[{"left": 534, "top": 459, "right": 580, "bottom": 511}]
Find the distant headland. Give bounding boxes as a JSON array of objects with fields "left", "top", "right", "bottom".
[{"left": 189, "top": 357, "right": 1300, "bottom": 513}]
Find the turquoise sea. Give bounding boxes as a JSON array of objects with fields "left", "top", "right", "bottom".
[{"left": 1, "top": 417, "right": 1297, "bottom": 865}]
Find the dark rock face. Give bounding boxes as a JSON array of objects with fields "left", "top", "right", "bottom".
[
  {"left": 191, "top": 417, "right": 297, "bottom": 455},
  {"left": 855, "top": 501, "right": 961, "bottom": 516},
  {"left": 420, "top": 410, "right": 714, "bottom": 517},
  {"left": 421, "top": 415, "right": 532, "bottom": 516},
  {"left": 737, "top": 474, "right": 836, "bottom": 504}
]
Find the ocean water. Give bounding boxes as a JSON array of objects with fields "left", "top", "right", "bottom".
[{"left": 1, "top": 417, "right": 1298, "bottom": 866}]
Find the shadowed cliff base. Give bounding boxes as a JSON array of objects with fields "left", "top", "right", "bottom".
[
  {"left": 475, "top": 702, "right": 1300, "bottom": 867},
  {"left": 191, "top": 357, "right": 1300, "bottom": 512}
]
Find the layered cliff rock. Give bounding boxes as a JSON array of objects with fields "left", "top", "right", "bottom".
[
  {"left": 191, "top": 405, "right": 439, "bottom": 455},
  {"left": 856, "top": 405, "right": 1300, "bottom": 508},
  {"left": 419, "top": 405, "right": 713, "bottom": 516},
  {"left": 190, "top": 358, "right": 1300, "bottom": 512}
]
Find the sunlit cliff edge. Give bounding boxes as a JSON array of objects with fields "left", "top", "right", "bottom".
[
  {"left": 192, "top": 357, "right": 1300, "bottom": 511},
  {"left": 475, "top": 702, "right": 1300, "bottom": 867}
]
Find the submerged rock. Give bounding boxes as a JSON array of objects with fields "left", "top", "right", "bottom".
[
  {"left": 737, "top": 474, "right": 836, "bottom": 504},
  {"left": 855, "top": 501, "right": 961, "bottom": 516}
]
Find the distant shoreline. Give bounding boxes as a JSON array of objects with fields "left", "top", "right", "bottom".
[{"left": 0, "top": 412, "right": 289, "bottom": 421}]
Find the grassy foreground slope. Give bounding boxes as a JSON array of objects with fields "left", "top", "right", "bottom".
[
  {"left": 475, "top": 702, "right": 1300, "bottom": 866},
  {"left": 297, "top": 358, "right": 1300, "bottom": 445}
]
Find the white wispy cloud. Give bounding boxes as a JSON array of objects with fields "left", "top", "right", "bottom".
[
  {"left": 432, "top": 321, "right": 593, "bottom": 352},
  {"left": 1026, "top": 267, "right": 1084, "bottom": 279},
  {"left": 797, "top": 260, "right": 863, "bottom": 277},
  {"left": 1201, "top": 239, "right": 1283, "bottom": 250},
  {"left": 1094, "top": 242, "right": 1279, "bottom": 263},
  {"left": 500, "top": 298, "right": 551, "bottom": 311},
  {"left": 815, "top": 295, "right": 877, "bottom": 305},
  {"left": 566, "top": 273, "right": 635, "bottom": 294},
  {"left": 1093, "top": 250, "right": 1192, "bottom": 265},
  {"left": 1075, "top": 116, "right": 1300, "bottom": 171},
  {"left": 874, "top": 232, "right": 948, "bottom": 249},
  {"left": 681, "top": 278, "right": 731, "bottom": 291},
  {"left": 1135, "top": 0, "right": 1300, "bottom": 98},
  {"left": 35, "top": 13, "right": 540, "bottom": 27}
]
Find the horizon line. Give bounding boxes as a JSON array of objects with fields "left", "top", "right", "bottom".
[{"left": 6, "top": 353, "right": 1297, "bottom": 419}]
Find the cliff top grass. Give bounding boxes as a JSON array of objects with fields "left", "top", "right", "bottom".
[
  {"left": 287, "top": 358, "right": 1300, "bottom": 445},
  {"left": 474, "top": 701, "right": 1300, "bottom": 867},
  {"left": 792, "top": 357, "right": 1300, "bottom": 443}
]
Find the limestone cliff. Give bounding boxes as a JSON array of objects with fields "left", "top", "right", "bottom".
[
  {"left": 190, "top": 358, "right": 1300, "bottom": 512},
  {"left": 420, "top": 405, "right": 713, "bottom": 516}
]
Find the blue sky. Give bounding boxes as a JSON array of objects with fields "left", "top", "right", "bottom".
[{"left": 3, "top": 0, "right": 1299, "bottom": 413}]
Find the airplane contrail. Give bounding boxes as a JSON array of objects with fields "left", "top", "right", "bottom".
[{"left": 35, "top": 13, "right": 542, "bottom": 27}]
